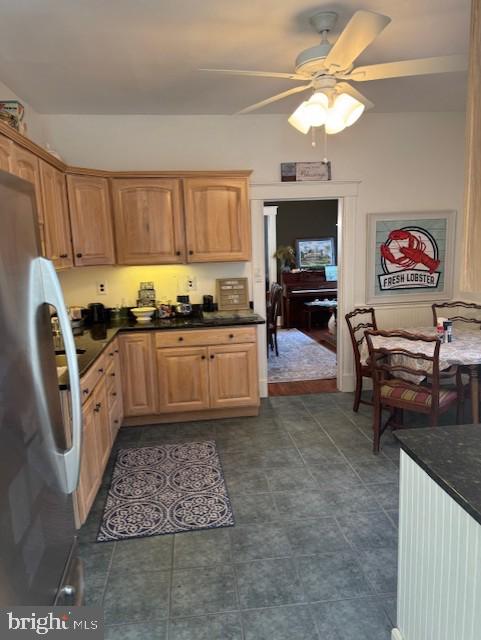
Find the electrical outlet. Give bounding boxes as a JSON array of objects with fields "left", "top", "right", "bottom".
[
  {"left": 96, "top": 281, "right": 107, "bottom": 295},
  {"left": 187, "top": 276, "right": 197, "bottom": 291}
]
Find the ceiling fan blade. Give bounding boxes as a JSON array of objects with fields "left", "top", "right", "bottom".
[
  {"left": 236, "top": 84, "right": 311, "bottom": 115},
  {"left": 345, "top": 54, "right": 468, "bottom": 81},
  {"left": 324, "top": 10, "right": 391, "bottom": 72},
  {"left": 200, "top": 68, "right": 309, "bottom": 81},
  {"left": 335, "top": 82, "right": 374, "bottom": 109}
]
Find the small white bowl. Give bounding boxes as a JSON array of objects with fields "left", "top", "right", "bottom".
[{"left": 131, "top": 306, "right": 156, "bottom": 323}]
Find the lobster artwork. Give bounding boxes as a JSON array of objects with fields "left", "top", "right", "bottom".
[{"left": 380, "top": 229, "right": 440, "bottom": 274}]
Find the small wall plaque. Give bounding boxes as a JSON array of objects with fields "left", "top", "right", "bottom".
[
  {"left": 216, "top": 277, "right": 250, "bottom": 310},
  {"left": 281, "top": 161, "right": 331, "bottom": 182}
]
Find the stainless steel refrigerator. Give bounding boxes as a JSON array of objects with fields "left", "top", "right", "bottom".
[{"left": 0, "top": 170, "right": 83, "bottom": 605}]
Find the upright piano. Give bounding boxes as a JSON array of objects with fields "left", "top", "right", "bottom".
[{"left": 281, "top": 271, "right": 337, "bottom": 328}]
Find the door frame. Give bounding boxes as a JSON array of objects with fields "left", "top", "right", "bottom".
[{"left": 250, "top": 180, "right": 360, "bottom": 397}]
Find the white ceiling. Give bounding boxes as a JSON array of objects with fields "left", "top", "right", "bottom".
[{"left": 0, "top": 0, "right": 470, "bottom": 115}]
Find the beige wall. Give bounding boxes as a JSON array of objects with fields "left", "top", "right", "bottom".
[{"left": 40, "top": 111, "right": 466, "bottom": 324}]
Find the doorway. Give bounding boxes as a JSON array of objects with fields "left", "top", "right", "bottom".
[
  {"left": 250, "top": 180, "right": 359, "bottom": 399},
  {"left": 264, "top": 199, "right": 339, "bottom": 395}
]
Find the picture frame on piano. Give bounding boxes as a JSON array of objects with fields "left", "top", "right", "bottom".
[{"left": 295, "top": 237, "right": 336, "bottom": 270}]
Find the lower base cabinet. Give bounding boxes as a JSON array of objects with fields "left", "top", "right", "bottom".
[
  {"left": 76, "top": 376, "right": 111, "bottom": 524},
  {"left": 120, "top": 326, "right": 260, "bottom": 422}
]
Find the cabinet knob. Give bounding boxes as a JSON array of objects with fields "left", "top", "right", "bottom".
[
  {"left": 60, "top": 253, "right": 68, "bottom": 258},
  {"left": 112, "top": 392, "right": 117, "bottom": 397},
  {"left": 176, "top": 251, "right": 181, "bottom": 256},
  {"left": 115, "top": 349, "right": 119, "bottom": 354},
  {"left": 98, "top": 368, "right": 104, "bottom": 373},
  {"left": 83, "top": 388, "right": 89, "bottom": 395},
  {"left": 114, "top": 419, "right": 119, "bottom": 424},
  {"left": 178, "top": 337, "right": 184, "bottom": 341},
  {"left": 210, "top": 354, "right": 215, "bottom": 359},
  {"left": 188, "top": 250, "right": 194, "bottom": 255},
  {"left": 94, "top": 402, "right": 101, "bottom": 412},
  {"left": 110, "top": 372, "right": 115, "bottom": 377},
  {"left": 76, "top": 252, "right": 83, "bottom": 258},
  {"left": 109, "top": 352, "right": 114, "bottom": 357},
  {"left": 201, "top": 355, "right": 206, "bottom": 360},
  {"left": 229, "top": 334, "right": 234, "bottom": 338}
]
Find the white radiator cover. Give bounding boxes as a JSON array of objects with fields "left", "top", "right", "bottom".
[{"left": 394, "top": 450, "right": 481, "bottom": 640}]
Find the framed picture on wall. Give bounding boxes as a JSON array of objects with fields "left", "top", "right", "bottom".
[
  {"left": 366, "top": 210, "right": 456, "bottom": 304},
  {"left": 295, "top": 237, "right": 336, "bottom": 270}
]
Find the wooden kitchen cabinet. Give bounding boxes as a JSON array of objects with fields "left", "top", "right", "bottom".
[
  {"left": 208, "top": 342, "right": 259, "bottom": 408},
  {"left": 66, "top": 174, "right": 115, "bottom": 266},
  {"left": 76, "top": 394, "right": 101, "bottom": 525},
  {"left": 156, "top": 346, "right": 210, "bottom": 413},
  {"left": 11, "top": 145, "right": 46, "bottom": 255},
  {"left": 39, "top": 159, "right": 73, "bottom": 269},
  {"left": 0, "top": 134, "right": 14, "bottom": 172},
  {"left": 112, "top": 178, "right": 185, "bottom": 264},
  {"left": 106, "top": 338, "right": 123, "bottom": 440},
  {"left": 119, "top": 332, "right": 157, "bottom": 416},
  {"left": 183, "top": 177, "right": 251, "bottom": 262},
  {"left": 94, "top": 377, "right": 111, "bottom": 471}
]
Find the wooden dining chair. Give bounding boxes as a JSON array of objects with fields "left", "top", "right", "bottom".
[
  {"left": 345, "top": 307, "right": 377, "bottom": 412},
  {"left": 365, "top": 329, "right": 461, "bottom": 453},
  {"left": 266, "top": 283, "right": 282, "bottom": 356},
  {"left": 432, "top": 301, "right": 481, "bottom": 328}
]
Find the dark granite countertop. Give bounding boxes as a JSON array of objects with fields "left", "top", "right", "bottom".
[
  {"left": 57, "top": 312, "right": 265, "bottom": 389},
  {"left": 395, "top": 425, "right": 481, "bottom": 526}
]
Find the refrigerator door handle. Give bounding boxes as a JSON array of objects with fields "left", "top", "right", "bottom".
[{"left": 38, "top": 258, "right": 82, "bottom": 494}]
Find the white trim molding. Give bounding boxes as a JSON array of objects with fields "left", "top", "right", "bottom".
[{"left": 250, "top": 180, "right": 360, "bottom": 394}]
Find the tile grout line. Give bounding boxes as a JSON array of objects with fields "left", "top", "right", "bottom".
[{"left": 165, "top": 532, "right": 176, "bottom": 640}]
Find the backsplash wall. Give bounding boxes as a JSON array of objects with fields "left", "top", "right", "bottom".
[{"left": 58, "top": 263, "right": 250, "bottom": 308}]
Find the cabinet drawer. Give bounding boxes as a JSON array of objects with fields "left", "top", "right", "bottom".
[
  {"left": 154, "top": 327, "right": 256, "bottom": 348},
  {"left": 80, "top": 353, "right": 108, "bottom": 403}
]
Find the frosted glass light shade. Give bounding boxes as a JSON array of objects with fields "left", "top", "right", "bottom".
[
  {"left": 288, "top": 91, "right": 328, "bottom": 134},
  {"left": 325, "top": 110, "right": 346, "bottom": 134},
  {"left": 288, "top": 101, "right": 311, "bottom": 134},
  {"left": 332, "top": 93, "right": 365, "bottom": 127}
]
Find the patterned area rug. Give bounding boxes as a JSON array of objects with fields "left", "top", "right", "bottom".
[
  {"left": 97, "top": 441, "right": 234, "bottom": 542},
  {"left": 268, "top": 328, "right": 337, "bottom": 383}
]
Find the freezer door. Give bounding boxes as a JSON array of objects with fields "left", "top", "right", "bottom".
[{"left": 0, "top": 171, "right": 80, "bottom": 605}]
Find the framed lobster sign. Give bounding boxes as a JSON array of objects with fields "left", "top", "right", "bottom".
[{"left": 366, "top": 210, "right": 456, "bottom": 304}]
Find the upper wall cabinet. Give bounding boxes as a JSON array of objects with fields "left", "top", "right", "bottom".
[
  {"left": 67, "top": 174, "right": 115, "bottom": 266},
  {"left": 111, "top": 178, "right": 185, "bottom": 265},
  {"left": 39, "top": 160, "right": 73, "bottom": 269},
  {"left": 11, "top": 145, "right": 46, "bottom": 255},
  {"left": 183, "top": 177, "right": 251, "bottom": 262},
  {"left": 0, "top": 134, "right": 14, "bottom": 172}
]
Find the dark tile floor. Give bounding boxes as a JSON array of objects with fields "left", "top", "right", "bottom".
[{"left": 78, "top": 391, "right": 449, "bottom": 640}]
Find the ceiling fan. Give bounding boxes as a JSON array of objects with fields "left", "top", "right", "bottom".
[{"left": 201, "top": 9, "right": 466, "bottom": 135}]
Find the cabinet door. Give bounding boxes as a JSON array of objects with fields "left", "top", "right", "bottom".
[
  {"left": 93, "top": 377, "right": 111, "bottom": 471},
  {"left": 156, "top": 347, "right": 210, "bottom": 413},
  {"left": 76, "top": 394, "right": 101, "bottom": 525},
  {"left": 67, "top": 174, "right": 115, "bottom": 266},
  {"left": 208, "top": 342, "right": 259, "bottom": 408},
  {"left": 183, "top": 177, "right": 251, "bottom": 262},
  {"left": 11, "top": 145, "right": 46, "bottom": 255},
  {"left": 119, "top": 333, "right": 157, "bottom": 416},
  {"left": 39, "top": 160, "right": 73, "bottom": 269},
  {"left": 0, "top": 134, "right": 14, "bottom": 171},
  {"left": 112, "top": 178, "right": 184, "bottom": 264}
]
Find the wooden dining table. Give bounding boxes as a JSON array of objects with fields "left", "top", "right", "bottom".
[{"left": 361, "top": 326, "right": 481, "bottom": 423}]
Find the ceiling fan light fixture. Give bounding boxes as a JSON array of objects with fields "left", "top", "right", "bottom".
[
  {"left": 325, "top": 109, "right": 346, "bottom": 135},
  {"left": 333, "top": 92, "right": 365, "bottom": 127},
  {"left": 287, "top": 102, "right": 312, "bottom": 134}
]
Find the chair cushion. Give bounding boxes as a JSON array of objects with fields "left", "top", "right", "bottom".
[{"left": 380, "top": 378, "right": 457, "bottom": 409}]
